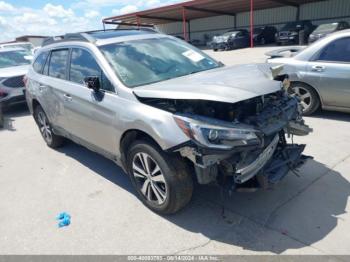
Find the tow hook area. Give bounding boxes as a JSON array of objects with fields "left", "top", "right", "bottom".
[
  {"left": 257, "top": 144, "right": 312, "bottom": 188},
  {"left": 178, "top": 131, "right": 312, "bottom": 192}
]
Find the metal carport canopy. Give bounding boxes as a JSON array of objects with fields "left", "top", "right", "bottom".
[{"left": 102, "top": 0, "right": 325, "bottom": 46}]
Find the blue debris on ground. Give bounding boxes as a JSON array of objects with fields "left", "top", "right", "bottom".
[{"left": 56, "top": 212, "right": 71, "bottom": 228}]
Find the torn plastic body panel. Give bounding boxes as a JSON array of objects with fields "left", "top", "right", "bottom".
[
  {"left": 137, "top": 76, "right": 312, "bottom": 190},
  {"left": 150, "top": 90, "right": 313, "bottom": 190}
]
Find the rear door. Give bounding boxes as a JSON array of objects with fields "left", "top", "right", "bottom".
[
  {"left": 63, "top": 47, "right": 117, "bottom": 154},
  {"left": 306, "top": 37, "right": 350, "bottom": 108},
  {"left": 33, "top": 49, "right": 71, "bottom": 132}
]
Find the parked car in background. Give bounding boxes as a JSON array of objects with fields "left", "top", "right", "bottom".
[
  {"left": 211, "top": 29, "right": 249, "bottom": 51},
  {"left": 25, "top": 30, "right": 312, "bottom": 214},
  {"left": 0, "top": 48, "right": 31, "bottom": 110},
  {"left": 309, "top": 21, "right": 349, "bottom": 43},
  {"left": 175, "top": 35, "right": 185, "bottom": 41},
  {"left": 253, "top": 26, "right": 277, "bottom": 45},
  {"left": 276, "top": 20, "right": 315, "bottom": 45},
  {"left": 267, "top": 29, "right": 350, "bottom": 115},
  {"left": 0, "top": 42, "right": 34, "bottom": 54}
]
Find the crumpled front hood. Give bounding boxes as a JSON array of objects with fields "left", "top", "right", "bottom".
[
  {"left": 0, "top": 65, "right": 29, "bottom": 78},
  {"left": 133, "top": 64, "right": 282, "bottom": 104}
]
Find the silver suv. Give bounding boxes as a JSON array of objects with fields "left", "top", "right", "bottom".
[{"left": 25, "top": 30, "right": 312, "bottom": 214}]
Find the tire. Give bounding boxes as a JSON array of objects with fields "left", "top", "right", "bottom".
[
  {"left": 213, "top": 49, "right": 218, "bottom": 52},
  {"left": 126, "top": 140, "right": 193, "bottom": 214},
  {"left": 34, "top": 105, "right": 65, "bottom": 148},
  {"left": 260, "top": 37, "right": 266, "bottom": 45},
  {"left": 290, "top": 82, "right": 320, "bottom": 115}
]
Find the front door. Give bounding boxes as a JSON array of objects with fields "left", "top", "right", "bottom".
[{"left": 63, "top": 48, "right": 118, "bottom": 155}]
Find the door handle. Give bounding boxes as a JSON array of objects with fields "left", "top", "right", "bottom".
[
  {"left": 38, "top": 84, "right": 46, "bottom": 92},
  {"left": 63, "top": 94, "right": 72, "bottom": 102},
  {"left": 311, "top": 65, "right": 326, "bottom": 72}
]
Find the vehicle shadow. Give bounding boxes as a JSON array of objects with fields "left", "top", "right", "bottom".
[
  {"left": 168, "top": 160, "right": 350, "bottom": 253},
  {"left": 57, "top": 142, "right": 134, "bottom": 193},
  {"left": 0, "top": 104, "right": 29, "bottom": 132},
  {"left": 57, "top": 142, "right": 349, "bottom": 254},
  {"left": 309, "top": 110, "right": 350, "bottom": 122}
]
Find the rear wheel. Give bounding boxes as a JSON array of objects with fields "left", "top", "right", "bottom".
[
  {"left": 127, "top": 140, "right": 193, "bottom": 214},
  {"left": 34, "top": 105, "right": 64, "bottom": 148},
  {"left": 290, "top": 82, "right": 320, "bottom": 115}
]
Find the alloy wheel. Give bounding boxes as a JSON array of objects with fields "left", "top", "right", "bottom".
[
  {"left": 37, "top": 111, "right": 53, "bottom": 144},
  {"left": 132, "top": 152, "right": 167, "bottom": 205},
  {"left": 292, "top": 86, "right": 312, "bottom": 112}
]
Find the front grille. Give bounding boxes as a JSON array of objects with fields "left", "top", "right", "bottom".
[
  {"left": 2, "top": 75, "right": 25, "bottom": 88},
  {"left": 279, "top": 32, "right": 289, "bottom": 37}
]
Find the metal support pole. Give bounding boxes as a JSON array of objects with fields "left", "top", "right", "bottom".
[
  {"left": 102, "top": 22, "right": 106, "bottom": 31},
  {"left": 250, "top": 0, "right": 254, "bottom": 48},
  {"left": 182, "top": 7, "right": 188, "bottom": 41},
  {"left": 136, "top": 16, "right": 141, "bottom": 28},
  {"left": 296, "top": 5, "right": 300, "bottom": 21}
]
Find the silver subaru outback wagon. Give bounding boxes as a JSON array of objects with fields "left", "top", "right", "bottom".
[{"left": 25, "top": 29, "right": 312, "bottom": 214}]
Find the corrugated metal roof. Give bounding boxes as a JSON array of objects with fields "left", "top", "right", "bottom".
[{"left": 103, "top": 0, "right": 326, "bottom": 25}]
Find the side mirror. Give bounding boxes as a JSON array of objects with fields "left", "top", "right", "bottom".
[{"left": 84, "top": 76, "right": 100, "bottom": 92}]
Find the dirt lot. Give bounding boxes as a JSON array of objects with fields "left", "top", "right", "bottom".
[{"left": 1, "top": 46, "right": 350, "bottom": 255}]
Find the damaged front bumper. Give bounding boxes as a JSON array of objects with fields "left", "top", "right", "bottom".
[
  {"left": 234, "top": 136, "right": 310, "bottom": 188},
  {"left": 173, "top": 94, "right": 313, "bottom": 189}
]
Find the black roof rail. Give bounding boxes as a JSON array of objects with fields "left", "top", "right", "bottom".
[
  {"left": 87, "top": 27, "right": 158, "bottom": 34},
  {"left": 41, "top": 27, "right": 159, "bottom": 47}
]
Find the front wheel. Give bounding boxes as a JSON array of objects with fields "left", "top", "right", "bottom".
[
  {"left": 34, "top": 105, "right": 65, "bottom": 148},
  {"left": 127, "top": 140, "right": 193, "bottom": 214}
]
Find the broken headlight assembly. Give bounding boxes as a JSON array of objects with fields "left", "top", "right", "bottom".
[{"left": 174, "top": 115, "right": 260, "bottom": 150}]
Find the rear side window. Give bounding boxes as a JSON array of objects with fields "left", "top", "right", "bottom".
[
  {"left": 33, "top": 51, "right": 48, "bottom": 74},
  {"left": 69, "top": 48, "right": 114, "bottom": 92},
  {"left": 48, "top": 49, "right": 69, "bottom": 80},
  {"left": 317, "top": 37, "right": 350, "bottom": 63}
]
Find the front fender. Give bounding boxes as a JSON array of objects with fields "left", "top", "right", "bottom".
[{"left": 115, "top": 100, "right": 189, "bottom": 154}]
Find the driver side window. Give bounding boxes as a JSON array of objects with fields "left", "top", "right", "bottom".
[{"left": 69, "top": 48, "right": 115, "bottom": 92}]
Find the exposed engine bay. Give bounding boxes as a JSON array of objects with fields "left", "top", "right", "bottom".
[{"left": 138, "top": 88, "right": 312, "bottom": 191}]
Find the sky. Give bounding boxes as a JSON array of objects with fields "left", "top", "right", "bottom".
[{"left": 0, "top": 0, "right": 183, "bottom": 42}]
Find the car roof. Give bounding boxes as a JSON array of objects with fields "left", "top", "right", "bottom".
[
  {"left": 87, "top": 29, "right": 156, "bottom": 39},
  {"left": 0, "top": 42, "right": 33, "bottom": 46},
  {"left": 0, "top": 47, "right": 27, "bottom": 53}
]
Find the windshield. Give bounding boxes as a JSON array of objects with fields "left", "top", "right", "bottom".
[
  {"left": 282, "top": 22, "right": 304, "bottom": 31},
  {"left": 0, "top": 50, "right": 31, "bottom": 68},
  {"left": 313, "top": 23, "right": 338, "bottom": 33},
  {"left": 99, "top": 37, "right": 221, "bottom": 88}
]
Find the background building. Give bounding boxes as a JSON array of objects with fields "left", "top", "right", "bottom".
[{"left": 103, "top": 0, "right": 350, "bottom": 46}]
